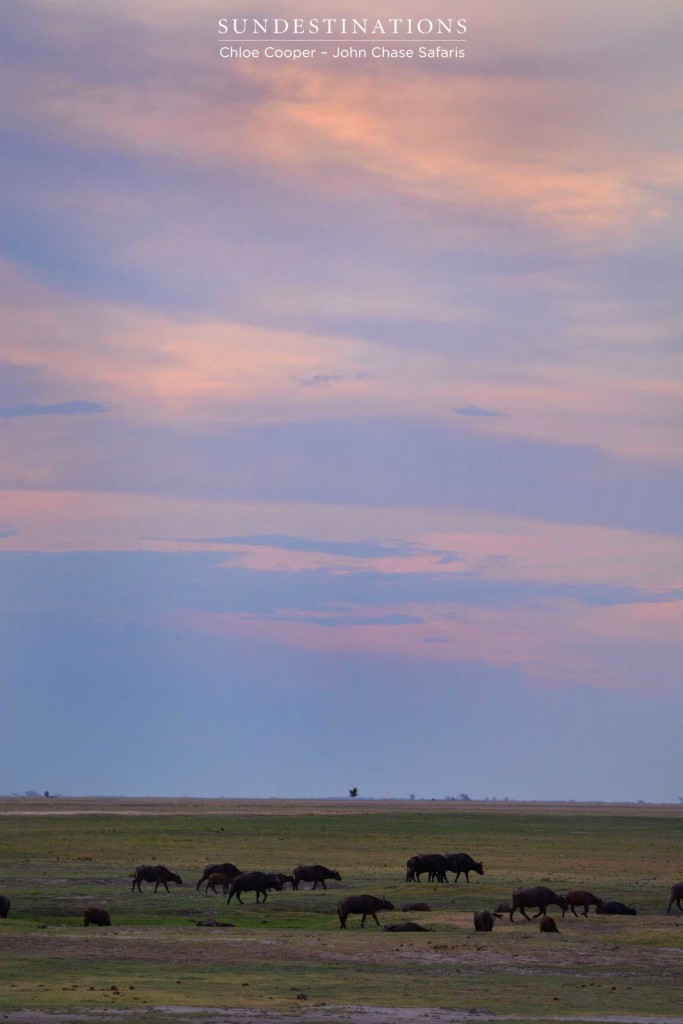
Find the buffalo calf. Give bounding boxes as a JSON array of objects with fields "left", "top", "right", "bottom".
[
  {"left": 84, "top": 906, "right": 110, "bottom": 927},
  {"left": 539, "top": 914, "right": 559, "bottom": 933}
]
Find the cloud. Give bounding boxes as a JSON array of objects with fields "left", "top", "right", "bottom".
[
  {"left": 0, "top": 400, "right": 108, "bottom": 418},
  {"left": 175, "top": 533, "right": 419, "bottom": 559},
  {"left": 454, "top": 404, "right": 509, "bottom": 418}
]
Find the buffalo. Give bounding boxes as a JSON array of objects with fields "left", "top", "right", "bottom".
[
  {"left": 204, "top": 872, "right": 232, "bottom": 894},
  {"left": 563, "top": 889, "right": 603, "bottom": 917},
  {"left": 539, "top": 914, "right": 559, "bottom": 933},
  {"left": 196, "top": 862, "right": 241, "bottom": 891},
  {"left": 83, "top": 906, "right": 110, "bottom": 927},
  {"left": 406, "top": 853, "right": 448, "bottom": 883},
  {"left": 0, "top": 894, "right": 10, "bottom": 919},
  {"left": 131, "top": 865, "right": 183, "bottom": 893},
  {"left": 495, "top": 901, "right": 511, "bottom": 914},
  {"left": 292, "top": 864, "right": 341, "bottom": 890},
  {"left": 510, "top": 886, "right": 568, "bottom": 921},
  {"left": 227, "top": 871, "right": 284, "bottom": 904},
  {"left": 384, "top": 921, "right": 432, "bottom": 932},
  {"left": 337, "top": 894, "right": 395, "bottom": 929},
  {"left": 473, "top": 910, "right": 496, "bottom": 932},
  {"left": 402, "top": 902, "right": 431, "bottom": 912},
  {"left": 596, "top": 901, "right": 637, "bottom": 916},
  {"left": 667, "top": 882, "right": 683, "bottom": 913},
  {"left": 444, "top": 853, "right": 484, "bottom": 883}
]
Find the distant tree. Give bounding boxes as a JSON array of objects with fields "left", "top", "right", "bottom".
[
  {"left": 44, "top": 791, "right": 50, "bottom": 798},
  {"left": 349, "top": 787, "right": 358, "bottom": 798},
  {"left": 458, "top": 793, "right": 471, "bottom": 801}
]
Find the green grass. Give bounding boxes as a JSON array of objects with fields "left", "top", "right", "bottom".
[{"left": 0, "top": 798, "right": 681, "bottom": 1019}]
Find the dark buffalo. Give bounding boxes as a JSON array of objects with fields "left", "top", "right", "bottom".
[
  {"left": 227, "top": 871, "right": 284, "bottom": 904},
  {"left": 495, "top": 901, "right": 511, "bottom": 914},
  {"left": 596, "top": 900, "right": 637, "bottom": 916},
  {"left": 384, "top": 921, "right": 432, "bottom": 932},
  {"left": 83, "top": 906, "right": 111, "bottom": 927},
  {"left": 563, "top": 889, "right": 603, "bottom": 917},
  {"left": 406, "top": 853, "right": 448, "bottom": 883},
  {"left": 667, "top": 882, "right": 683, "bottom": 913},
  {"left": 196, "top": 862, "right": 241, "bottom": 891},
  {"left": 292, "top": 864, "right": 341, "bottom": 890},
  {"left": 444, "top": 853, "right": 484, "bottom": 883},
  {"left": 539, "top": 914, "right": 559, "bottom": 933},
  {"left": 131, "top": 865, "right": 183, "bottom": 893},
  {"left": 402, "top": 902, "right": 431, "bottom": 912},
  {"left": 510, "top": 886, "right": 568, "bottom": 921},
  {"left": 271, "top": 872, "right": 295, "bottom": 890},
  {"left": 473, "top": 910, "right": 496, "bottom": 932},
  {"left": 338, "top": 895, "right": 395, "bottom": 929},
  {"left": 0, "top": 894, "right": 10, "bottom": 919}
]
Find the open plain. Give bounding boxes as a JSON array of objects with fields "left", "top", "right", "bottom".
[{"left": 0, "top": 797, "right": 681, "bottom": 1024}]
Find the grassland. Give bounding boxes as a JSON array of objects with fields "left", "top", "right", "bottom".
[{"left": 0, "top": 797, "right": 681, "bottom": 1024}]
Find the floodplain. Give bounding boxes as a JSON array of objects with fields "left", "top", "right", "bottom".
[{"left": 0, "top": 797, "right": 681, "bottom": 1024}]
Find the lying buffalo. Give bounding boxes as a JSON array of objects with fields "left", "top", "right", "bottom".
[
  {"left": 539, "top": 914, "right": 559, "bottom": 933},
  {"left": 131, "top": 865, "right": 183, "bottom": 893},
  {"left": 445, "top": 853, "right": 484, "bottom": 883},
  {"left": 596, "top": 901, "right": 637, "bottom": 916},
  {"left": 473, "top": 910, "right": 497, "bottom": 932},
  {"left": 338, "top": 895, "right": 395, "bottom": 929},
  {"left": 563, "top": 889, "right": 603, "bottom": 917},
  {"left": 402, "top": 902, "right": 430, "bottom": 912},
  {"left": 667, "top": 882, "right": 683, "bottom": 913},
  {"left": 83, "top": 906, "right": 110, "bottom": 927},
  {"left": 406, "top": 854, "right": 448, "bottom": 883},
  {"left": 495, "top": 901, "right": 511, "bottom": 914},
  {"left": 384, "top": 921, "right": 432, "bottom": 932},
  {"left": 0, "top": 894, "right": 10, "bottom": 919},
  {"left": 227, "top": 871, "right": 284, "bottom": 904},
  {"left": 510, "top": 886, "right": 568, "bottom": 921},
  {"left": 292, "top": 864, "right": 341, "bottom": 890},
  {"left": 196, "top": 862, "right": 241, "bottom": 891}
]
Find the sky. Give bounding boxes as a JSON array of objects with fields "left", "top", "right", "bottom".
[{"left": 1, "top": 0, "right": 682, "bottom": 802}]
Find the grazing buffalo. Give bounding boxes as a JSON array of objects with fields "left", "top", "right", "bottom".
[
  {"left": 227, "top": 871, "right": 284, "bottom": 904},
  {"left": 196, "top": 862, "right": 241, "bottom": 891},
  {"left": 539, "top": 914, "right": 559, "bottom": 933},
  {"left": 0, "top": 894, "right": 10, "bottom": 919},
  {"left": 337, "top": 895, "right": 395, "bottom": 929},
  {"left": 402, "top": 903, "right": 431, "bottom": 912},
  {"left": 510, "top": 886, "right": 568, "bottom": 921},
  {"left": 83, "top": 906, "right": 111, "bottom": 927},
  {"left": 131, "top": 865, "right": 183, "bottom": 893},
  {"left": 473, "top": 910, "right": 496, "bottom": 932},
  {"left": 563, "top": 890, "right": 603, "bottom": 917},
  {"left": 205, "top": 872, "right": 232, "bottom": 894},
  {"left": 444, "top": 853, "right": 484, "bottom": 883},
  {"left": 292, "top": 864, "right": 341, "bottom": 890},
  {"left": 667, "top": 882, "right": 683, "bottom": 913},
  {"left": 406, "top": 854, "right": 448, "bottom": 883},
  {"left": 596, "top": 901, "right": 637, "bottom": 916},
  {"left": 384, "top": 921, "right": 432, "bottom": 932}
]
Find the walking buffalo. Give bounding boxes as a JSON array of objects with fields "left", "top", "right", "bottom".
[
  {"left": 131, "top": 865, "right": 183, "bottom": 893},
  {"left": 83, "top": 906, "right": 111, "bottom": 926},
  {"left": 0, "top": 894, "right": 10, "bottom": 919},
  {"left": 563, "top": 890, "right": 603, "bottom": 917},
  {"left": 292, "top": 864, "right": 341, "bottom": 890},
  {"left": 196, "top": 862, "right": 241, "bottom": 891},
  {"left": 473, "top": 910, "right": 496, "bottom": 932},
  {"left": 406, "top": 854, "right": 448, "bottom": 883},
  {"left": 337, "top": 895, "right": 395, "bottom": 929},
  {"left": 667, "top": 882, "right": 683, "bottom": 913},
  {"left": 445, "top": 853, "right": 484, "bottom": 883},
  {"left": 510, "top": 886, "right": 568, "bottom": 921},
  {"left": 226, "top": 871, "right": 284, "bottom": 905},
  {"left": 204, "top": 872, "right": 232, "bottom": 894},
  {"left": 596, "top": 901, "right": 637, "bottom": 916},
  {"left": 539, "top": 914, "right": 559, "bottom": 933}
]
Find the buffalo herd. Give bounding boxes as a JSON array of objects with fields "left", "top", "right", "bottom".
[{"left": 1, "top": 852, "right": 679, "bottom": 933}]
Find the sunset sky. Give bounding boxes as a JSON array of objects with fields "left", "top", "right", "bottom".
[{"left": 1, "top": 0, "right": 682, "bottom": 801}]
